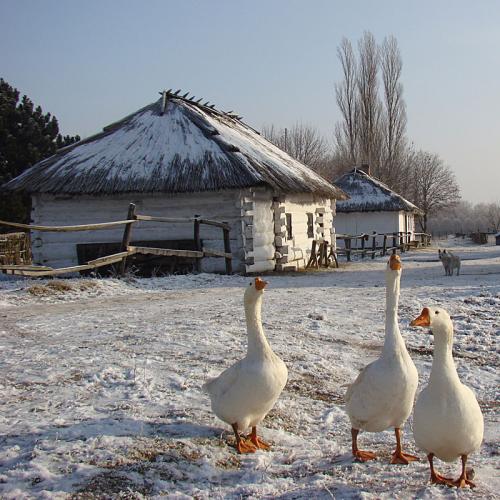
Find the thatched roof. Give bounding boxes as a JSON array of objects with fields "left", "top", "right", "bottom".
[
  {"left": 334, "top": 168, "right": 422, "bottom": 213},
  {"left": 3, "top": 90, "right": 347, "bottom": 199}
]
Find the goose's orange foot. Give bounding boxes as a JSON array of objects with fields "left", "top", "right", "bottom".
[
  {"left": 249, "top": 435, "right": 270, "bottom": 450},
  {"left": 353, "top": 450, "right": 377, "bottom": 462},
  {"left": 430, "top": 472, "right": 454, "bottom": 486},
  {"left": 391, "top": 450, "right": 420, "bottom": 465},
  {"left": 451, "top": 477, "right": 476, "bottom": 489},
  {"left": 235, "top": 438, "right": 257, "bottom": 454}
]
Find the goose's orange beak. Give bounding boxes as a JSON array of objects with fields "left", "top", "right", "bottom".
[
  {"left": 389, "top": 254, "right": 402, "bottom": 271},
  {"left": 255, "top": 277, "right": 268, "bottom": 290},
  {"left": 410, "top": 307, "right": 431, "bottom": 327}
]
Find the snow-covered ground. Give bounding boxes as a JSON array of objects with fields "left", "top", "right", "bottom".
[{"left": 0, "top": 238, "right": 498, "bottom": 499}]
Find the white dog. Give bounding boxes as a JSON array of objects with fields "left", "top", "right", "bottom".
[{"left": 438, "top": 249, "right": 461, "bottom": 276}]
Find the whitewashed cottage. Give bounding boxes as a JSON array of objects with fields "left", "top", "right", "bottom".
[
  {"left": 334, "top": 166, "right": 422, "bottom": 247},
  {"left": 4, "top": 90, "right": 346, "bottom": 273}
]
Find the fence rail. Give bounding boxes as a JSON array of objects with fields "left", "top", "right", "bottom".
[
  {"left": 335, "top": 231, "right": 431, "bottom": 261},
  {"left": 0, "top": 203, "right": 232, "bottom": 277}
]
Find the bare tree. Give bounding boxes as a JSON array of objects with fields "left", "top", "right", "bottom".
[
  {"left": 379, "top": 36, "right": 408, "bottom": 189},
  {"left": 356, "top": 31, "right": 382, "bottom": 170},
  {"left": 332, "top": 31, "right": 410, "bottom": 188},
  {"left": 409, "top": 151, "right": 461, "bottom": 232},
  {"left": 262, "top": 123, "right": 330, "bottom": 169},
  {"left": 428, "top": 201, "right": 500, "bottom": 236},
  {"left": 486, "top": 202, "right": 500, "bottom": 232},
  {"left": 334, "top": 37, "right": 358, "bottom": 165}
]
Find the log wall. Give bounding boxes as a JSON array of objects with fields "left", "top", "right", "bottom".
[
  {"left": 31, "top": 192, "right": 245, "bottom": 272},
  {"left": 274, "top": 194, "right": 334, "bottom": 271},
  {"left": 31, "top": 190, "right": 336, "bottom": 275}
]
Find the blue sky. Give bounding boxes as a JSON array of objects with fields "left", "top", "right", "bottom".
[{"left": 1, "top": 0, "right": 499, "bottom": 203}]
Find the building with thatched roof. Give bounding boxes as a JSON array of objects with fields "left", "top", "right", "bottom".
[
  {"left": 3, "top": 90, "right": 347, "bottom": 273},
  {"left": 333, "top": 166, "right": 422, "bottom": 245}
]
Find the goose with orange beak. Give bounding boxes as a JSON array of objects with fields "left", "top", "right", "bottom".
[
  {"left": 410, "top": 307, "right": 484, "bottom": 488},
  {"left": 203, "top": 277, "right": 288, "bottom": 453},
  {"left": 345, "top": 254, "right": 419, "bottom": 464}
]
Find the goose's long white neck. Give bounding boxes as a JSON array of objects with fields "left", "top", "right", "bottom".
[
  {"left": 245, "top": 294, "right": 272, "bottom": 358},
  {"left": 429, "top": 322, "right": 460, "bottom": 386},
  {"left": 383, "top": 270, "right": 405, "bottom": 356}
]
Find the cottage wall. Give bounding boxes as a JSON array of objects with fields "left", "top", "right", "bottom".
[
  {"left": 334, "top": 211, "right": 414, "bottom": 247},
  {"left": 31, "top": 189, "right": 336, "bottom": 274},
  {"left": 31, "top": 191, "right": 246, "bottom": 272},
  {"left": 273, "top": 194, "right": 334, "bottom": 271},
  {"left": 240, "top": 188, "right": 276, "bottom": 274}
]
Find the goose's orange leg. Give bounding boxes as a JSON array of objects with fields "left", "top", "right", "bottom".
[
  {"left": 391, "top": 428, "right": 419, "bottom": 464},
  {"left": 351, "top": 428, "right": 376, "bottom": 462},
  {"left": 428, "top": 453, "right": 453, "bottom": 486},
  {"left": 248, "top": 426, "right": 270, "bottom": 450},
  {"left": 231, "top": 423, "right": 256, "bottom": 454},
  {"left": 451, "top": 455, "right": 476, "bottom": 488}
]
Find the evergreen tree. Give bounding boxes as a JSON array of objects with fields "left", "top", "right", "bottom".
[{"left": 0, "top": 78, "right": 80, "bottom": 228}]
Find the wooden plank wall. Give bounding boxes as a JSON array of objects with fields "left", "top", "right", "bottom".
[{"left": 31, "top": 191, "right": 244, "bottom": 272}]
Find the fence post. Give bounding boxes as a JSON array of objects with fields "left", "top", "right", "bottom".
[
  {"left": 382, "top": 234, "right": 387, "bottom": 256},
  {"left": 193, "top": 214, "right": 201, "bottom": 272},
  {"left": 120, "top": 203, "right": 136, "bottom": 276},
  {"left": 222, "top": 222, "right": 232, "bottom": 274},
  {"left": 392, "top": 233, "right": 397, "bottom": 254},
  {"left": 361, "top": 234, "right": 366, "bottom": 258},
  {"left": 371, "top": 232, "right": 376, "bottom": 259},
  {"left": 400, "top": 232, "right": 405, "bottom": 252},
  {"left": 345, "top": 237, "right": 351, "bottom": 261}
]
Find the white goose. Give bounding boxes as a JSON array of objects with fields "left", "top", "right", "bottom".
[
  {"left": 203, "top": 277, "right": 288, "bottom": 453},
  {"left": 345, "top": 254, "right": 419, "bottom": 463},
  {"left": 410, "top": 307, "right": 484, "bottom": 488}
]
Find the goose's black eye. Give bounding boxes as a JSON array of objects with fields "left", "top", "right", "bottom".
[
  {"left": 249, "top": 282, "right": 252, "bottom": 286},
  {"left": 435, "top": 311, "right": 440, "bottom": 315}
]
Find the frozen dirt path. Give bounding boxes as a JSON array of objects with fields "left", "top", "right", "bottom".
[{"left": 0, "top": 242, "right": 498, "bottom": 498}]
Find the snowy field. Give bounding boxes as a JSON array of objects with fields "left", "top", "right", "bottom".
[{"left": 0, "top": 239, "right": 498, "bottom": 499}]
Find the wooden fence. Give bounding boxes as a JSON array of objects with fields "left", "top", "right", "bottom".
[
  {"left": 336, "top": 231, "right": 431, "bottom": 262},
  {"left": 0, "top": 203, "right": 232, "bottom": 277},
  {"left": 0, "top": 232, "right": 32, "bottom": 266},
  {"left": 306, "top": 231, "right": 431, "bottom": 269}
]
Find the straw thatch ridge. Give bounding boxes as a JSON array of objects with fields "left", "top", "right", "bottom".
[
  {"left": 334, "top": 168, "right": 422, "bottom": 213},
  {"left": 3, "top": 92, "right": 347, "bottom": 200}
]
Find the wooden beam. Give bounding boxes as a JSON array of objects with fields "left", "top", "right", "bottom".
[
  {"left": 0, "top": 264, "right": 53, "bottom": 271},
  {"left": 128, "top": 246, "right": 203, "bottom": 258},
  {"left": 136, "top": 214, "right": 230, "bottom": 231},
  {"left": 10, "top": 263, "right": 95, "bottom": 276},
  {"left": 194, "top": 215, "right": 201, "bottom": 272},
  {"left": 202, "top": 247, "right": 232, "bottom": 259},
  {"left": 120, "top": 203, "right": 137, "bottom": 275},
  {"left": 0, "top": 219, "right": 136, "bottom": 232},
  {"left": 88, "top": 250, "right": 134, "bottom": 267},
  {"left": 200, "top": 219, "right": 231, "bottom": 230},
  {"left": 223, "top": 222, "right": 232, "bottom": 274},
  {"left": 135, "top": 215, "right": 194, "bottom": 224}
]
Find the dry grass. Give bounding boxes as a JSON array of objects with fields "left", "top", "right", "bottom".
[
  {"left": 27, "top": 279, "right": 98, "bottom": 296},
  {"left": 47, "top": 280, "right": 73, "bottom": 292},
  {"left": 287, "top": 372, "right": 345, "bottom": 404},
  {"left": 75, "top": 438, "right": 206, "bottom": 498}
]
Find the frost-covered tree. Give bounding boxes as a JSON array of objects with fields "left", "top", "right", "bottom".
[
  {"left": 408, "top": 151, "right": 461, "bottom": 233},
  {"left": 262, "top": 123, "right": 330, "bottom": 171}
]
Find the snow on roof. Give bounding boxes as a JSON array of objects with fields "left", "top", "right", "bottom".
[
  {"left": 334, "top": 168, "right": 422, "bottom": 213},
  {"left": 3, "top": 91, "right": 347, "bottom": 200}
]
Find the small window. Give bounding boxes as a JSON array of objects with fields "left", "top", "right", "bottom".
[
  {"left": 285, "top": 213, "right": 293, "bottom": 240},
  {"left": 307, "top": 213, "right": 314, "bottom": 238}
]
